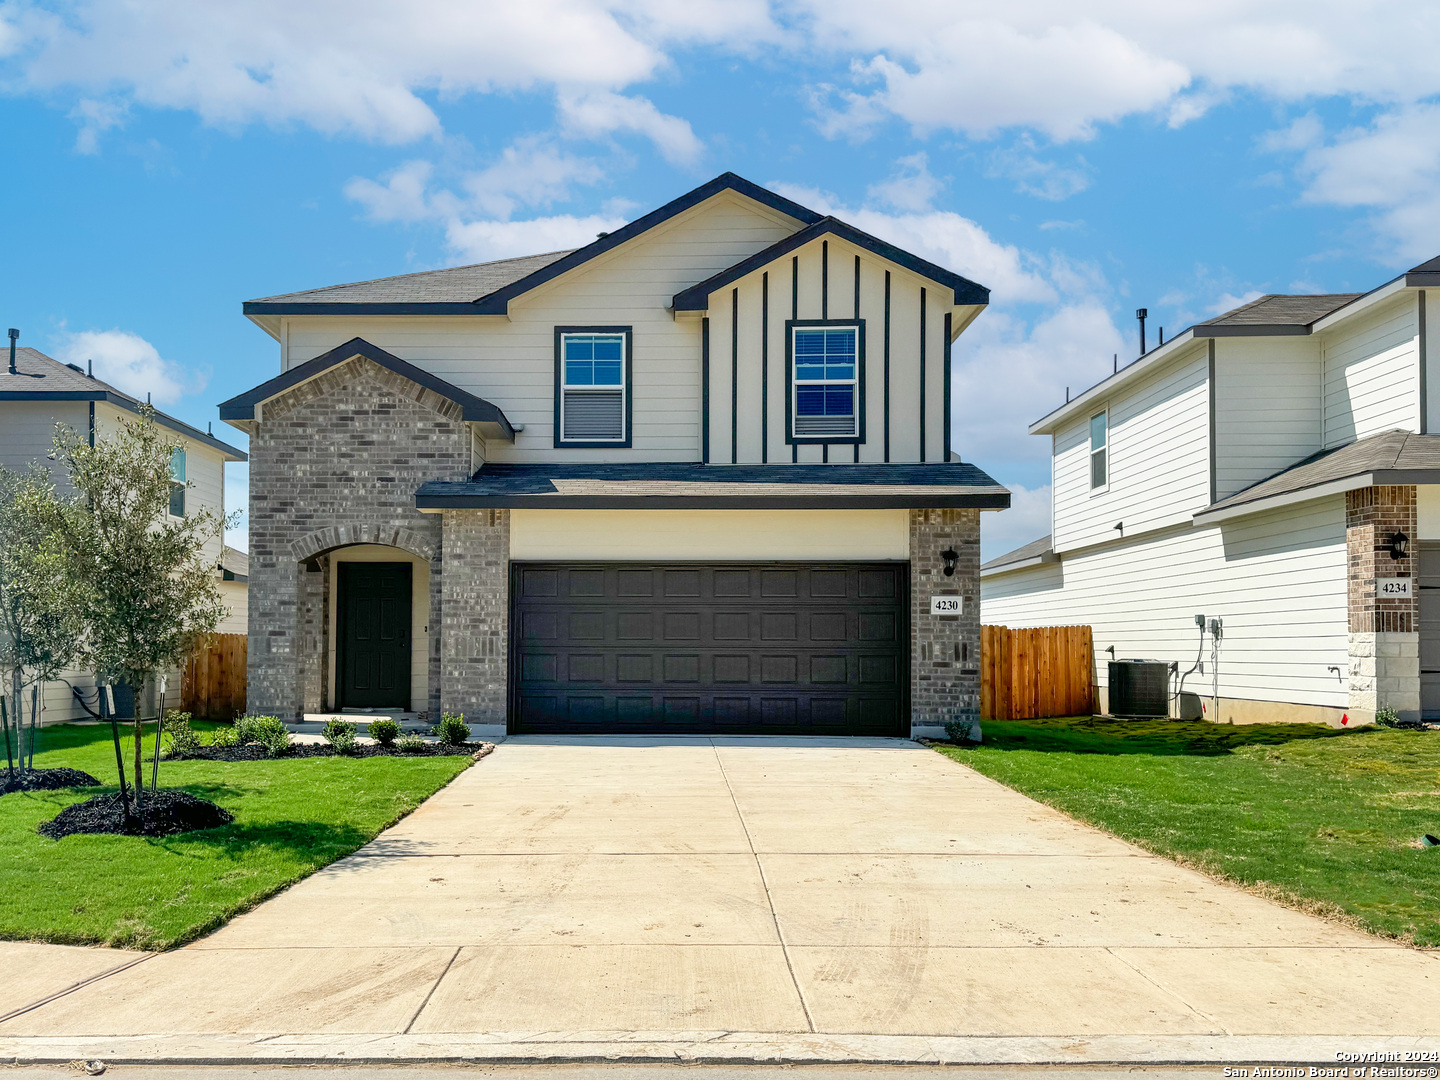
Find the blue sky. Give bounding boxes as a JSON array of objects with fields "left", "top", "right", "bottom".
[{"left": 3, "top": 2, "right": 1439, "bottom": 556}]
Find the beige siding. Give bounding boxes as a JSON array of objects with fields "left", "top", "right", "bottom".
[
  {"left": 217, "top": 579, "right": 248, "bottom": 635},
  {"left": 0, "top": 400, "right": 88, "bottom": 480},
  {"left": 983, "top": 497, "right": 1349, "bottom": 709},
  {"left": 1051, "top": 343, "right": 1210, "bottom": 554},
  {"left": 1213, "top": 336, "right": 1323, "bottom": 500},
  {"left": 282, "top": 191, "right": 805, "bottom": 463},
  {"left": 1321, "top": 293, "right": 1420, "bottom": 447},
  {"left": 509, "top": 508, "right": 910, "bottom": 560}
]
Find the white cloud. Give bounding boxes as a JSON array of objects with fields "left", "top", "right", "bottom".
[
  {"left": 557, "top": 90, "right": 703, "bottom": 165},
  {"left": 769, "top": 182, "right": 1058, "bottom": 304},
  {"left": 985, "top": 138, "right": 1091, "bottom": 201},
  {"left": 445, "top": 214, "right": 628, "bottom": 263},
  {"left": 866, "top": 152, "right": 942, "bottom": 212},
  {"left": 1285, "top": 104, "right": 1440, "bottom": 263},
  {"left": 52, "top": 328, "right": 199, "bottom": 405},
  {"left": 979, "top": 483, "right": 1052, "bottom": 561}
]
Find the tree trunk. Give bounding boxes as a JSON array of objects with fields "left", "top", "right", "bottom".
[
  {"left": 132, "top": 715, "right": 144, "bottom": 812},
  {"left": 1, "top": 693, "right": 13, "bottom": 782},
  {"left": 10, "top": 668, "right": 21, "bottom": 776},
  {"left": 28, "top": 681, "right": 38, "bottom": 770}
]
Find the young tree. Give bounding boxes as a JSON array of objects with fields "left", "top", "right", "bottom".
[
  {"left": 49, "top": 410, "right": 230, "bottom": 803},
  {"left": 0, "top": 464, "right": 85, "bottom": 781}
]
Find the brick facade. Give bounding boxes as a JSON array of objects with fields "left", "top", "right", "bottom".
[
  {"left": 909, "top": 508, "right": 982, "bottom": 736},
  {"left": 1345, "top": 485, "right": 1419, "bottom": 722},
  {"left": 246, "top": 357, "right": 470, "bottom": 718},
  {"left": 440, "top": 509, "right": 510, "bottom": 728}
]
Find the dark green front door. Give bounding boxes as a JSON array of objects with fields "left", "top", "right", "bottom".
[{"left": 338, "top": 562, "right": 412, "bottom": 709}]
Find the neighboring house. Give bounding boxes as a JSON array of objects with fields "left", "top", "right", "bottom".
[
  {"left": 981, "top": 257, "right": 1440, "bottom": 725},
  {"left": 221, "top": 172, "right": 1010, "bottom": 737},
  {"left": 0, "top": 345, "right": 248, "bottom": 720}
]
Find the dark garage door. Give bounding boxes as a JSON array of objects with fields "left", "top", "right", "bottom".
[{"left": 511, "top": 563, "right": 908, "bottom": 735}]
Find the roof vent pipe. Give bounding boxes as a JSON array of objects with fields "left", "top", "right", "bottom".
[
  {"left": 1113, "top": 353, "right": 1118, "bottom": 374},
  {"left": 87, "top": 358, "right": 93, "bottom": 378},
  {"left": 7, "top": 328, "right": 17, "bottom": 375},
  {"left": 1159, "top": 326, "right": 1165, "bottom": 346},
  {"left": 1135, "top": 309, "right": 1147, "bottom": 356}
]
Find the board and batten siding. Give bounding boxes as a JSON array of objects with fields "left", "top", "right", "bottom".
[
  {"left": 1212, "top": 336, "right": 1322, "bottom": 501},
  {"left": 983, "top": 496, "right": 1349, "bottom": 709},
  {"left": 1051, "top": 342, "right": 1210, "bottom": 554},
  {"left": 1321, "top": 292, "right": 1420, "bottom": 448},
  {"left": 698, "top": 233, "right": 954, "bottom": 465},
  {"left": 279, "top": 192, "right": 805, "bottom": 463}
]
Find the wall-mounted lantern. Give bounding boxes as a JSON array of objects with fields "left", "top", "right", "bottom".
[
  {"left": 941, "top": 548, "right": 958, "bottom": 577},
  {"left": 1389, "top": 530, "right": 1410, "bottom": 561}
]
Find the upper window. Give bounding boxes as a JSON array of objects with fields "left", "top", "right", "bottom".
[
  {"left": 1089, "top": 411, "right": 1107, "bottom": 490},
  {"left": 557, "top": 329, "right": 629, "bottom": 445},
  {"left": 169, "top": 448, "right": 187, "bottom": 517},
  {"left": 792, "top": 325, "right": 859, "bottom": 439}
]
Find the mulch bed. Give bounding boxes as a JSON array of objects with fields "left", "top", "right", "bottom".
[
  {"left": 168, "top": 741, "right": 491, "bottom": 762},
  {"left": 0, "top": 767, "right": 102, "bottom": 796},
  {"left": 39, "top": 789, "right": 235, "bottom": 839}
]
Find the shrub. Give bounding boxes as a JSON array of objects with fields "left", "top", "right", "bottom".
[
  {"left": 368, "top": 718, "right": 400, "bottom": 746},
  {"left": 944, "top": 718, "right": 982, "bottom": 744},
  {"left": 234, "top": 714, "right": 291, "bottom": 757},
  {"left": 396, "top": 733, "right": 427, "bottom": 754},
  {"left": 321, "top": 717, "right": 356, "bottom": 746},
  {"left": 433, "top": 712, "right": 469, "bottom": 746},
  {"left": 161, "top": 711, "right": 201, "bottom": 758},
  {"left": 330, "top": 731, "right": 358, "bottom": 756},
  {"left": 1375, "top": 706, "right": 1402, "bottom": 728},
  {"left": 210, "top": 724, "right": 239, "bottom": 748}
]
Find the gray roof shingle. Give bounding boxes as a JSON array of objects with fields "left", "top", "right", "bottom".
[
  {"left": 0, "top": 346, "right": 246, "bottom": 460},
  {"left": 248, "top": 250, "right": 575, "bottom": 305},
  {"left": 416, "top": 462, "right": 1010, "bottom": 510},
  {"left": 981, "top": 534, "right": 1054, "bottom": 571},
  {"left": 1202, "top": 430, "right": 1440, "bottom": 515},
  {"left": 1198, "top": 293, "right": 1363, "bottom": 330}
]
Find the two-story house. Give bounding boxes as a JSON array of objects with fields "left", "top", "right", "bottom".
[
  {"left": 220, "top": 173, "right": 1010, "bottom": 737},
  {"left": 982, "top": 257, "right": 1440, "bottom": 725},
  {"left": 0, "top": 343, "right": 248, "bottom": 720}
]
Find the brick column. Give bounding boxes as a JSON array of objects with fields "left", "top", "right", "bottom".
[
  {"left": 1347, "top": 485, "right": 1419, "bottom": 722},
  {"left": 298, "top": 559, "right": 325, "bottom": 714},
  {"left": 909, "top": 508, "right": 981, "bottom": 738},
  {"left": 440, "top": 509, "right": 510, "bottom": 731},
  {"left": 247, "top": 555, "right": 302, "bottom": 719}
]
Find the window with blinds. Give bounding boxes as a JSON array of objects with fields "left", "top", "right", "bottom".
[
  {"left": 559, "top": 332, "right": 627, "bottom": 444},
  {"left": 792, "top": 326, "right": 858, "bottom": 438}
]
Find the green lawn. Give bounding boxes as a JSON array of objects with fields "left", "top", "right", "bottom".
[
  {"left": 0, "top": 722, "right": 471, "bottom": 950},
  {"left": 935, "top": 716, "right": 1440, "bottom": 946}
]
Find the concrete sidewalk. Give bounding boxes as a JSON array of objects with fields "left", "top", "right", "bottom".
[{"left": 2, "top": 736, "right": 1437, "bottom": 1066}]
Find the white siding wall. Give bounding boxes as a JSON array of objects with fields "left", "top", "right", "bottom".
[
  {"left": 282, "top": 192, "right": 804, "bottom": 463},
  {"left": 1213, "top": 336, "right": 1322, "bottom": 500},
  {"left": 1051, "top": 343, "right": 1210, "bottom": 554},
  {"left": 0, "top": 401, "right": 88, "bottom": 479},
  {"left": 983, "top": 496, "right": 1349, "bottom": 708},
  {"left": 1321, "top": 293, "right": 1420, "bottom": 447}
]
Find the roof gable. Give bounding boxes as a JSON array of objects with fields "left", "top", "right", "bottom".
[
  {"left": 218, "top": 337, "right": 514, "bottom": 439},
  {"left": 243, "top": 173, "right": 822, "bottom": 319},
  {"left": 0, "top": 346, "right": 246, "bottom": 460},
  {"left": 671, "top": 216, "right": 990, "bottom": 311}
]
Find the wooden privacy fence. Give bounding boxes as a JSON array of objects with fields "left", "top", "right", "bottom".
[
  {"left": 181, "top": 633, "right": 247, "bottom": 720},
  {"left": 981, "top": 624, "right": 1095, "bottom": 720}
]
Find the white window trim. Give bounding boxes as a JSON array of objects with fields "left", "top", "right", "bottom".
[
  {"left": 559, "top": 331, "right": 628, "bottom": 445},
  {"left": 791, "top": 324, "right": 860, "bottom": 440},
  {"left": 1089, "top": 408, "right": 1109, "bottom": 495}
]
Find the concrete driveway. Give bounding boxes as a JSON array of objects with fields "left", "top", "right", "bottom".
[{"left": 2, "top": 736, "right": 1438, "bottom": 1065}]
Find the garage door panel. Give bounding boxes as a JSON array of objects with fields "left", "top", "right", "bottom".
[{"left": 511, "top": 563, "right": 907, "bottom": 736}]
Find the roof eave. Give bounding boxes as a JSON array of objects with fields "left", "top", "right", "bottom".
[
  {"left": 980, "top": 551, "right": 1059, "bottom": 578},
  {"left": 416, "top": 491, "right": 1012, "bottom": 512},
  {"left": 242, "top": 301, "right": 496, "bottom": 317},
  {"left": 1193, "top": 323, "right": 1312, "bottom": 338},
  {"left": 1310, "top": 275, "right": 1412, "bottom": 333},
  {"left": 1030, "top": 329, "right": 1198, "bottom": 435},
  {"left": 1192, "top": 473, "right": 1373, "bottom": 525},
  {"left": 1, "top": 389, "right": 247, "bottom": 460}
]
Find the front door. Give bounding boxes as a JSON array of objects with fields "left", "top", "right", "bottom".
[{"left": 338, "top": 562, "right": 412, "bottom": 709}]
